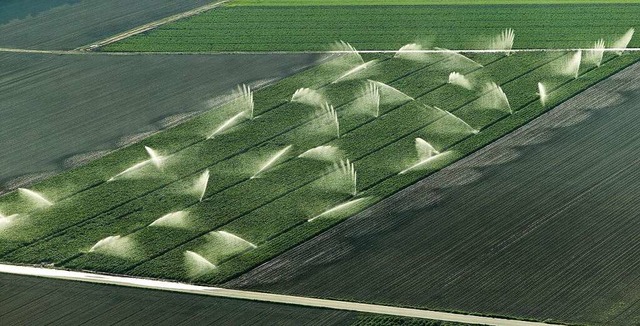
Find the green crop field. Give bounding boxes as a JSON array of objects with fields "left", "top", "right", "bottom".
[
  {"left": 1, "top": 44, "right": 639, "bottom": 289},
  {"left": 104, "top": 3, "right": 640, "bottom": 52}
]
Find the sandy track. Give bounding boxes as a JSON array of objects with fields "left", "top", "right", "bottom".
[{"left": 0, "top": 264, "right": 560, "bottom": 326}]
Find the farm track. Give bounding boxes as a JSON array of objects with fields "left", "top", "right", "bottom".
[
  {"left": 0, "top": 264, "right": 560, "bottom": 326},
  {"left": 225, "top": 60, "right": 640, "bottom": 325},
  {"left": 75, "top": 0, "right": 230, "bottom": 51},
  {"left": 0, "top": 273, "right": 358, "bottom": 325}
]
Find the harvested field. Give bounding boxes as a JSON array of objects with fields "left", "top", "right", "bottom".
[
  {"left": 0, "top": 53, "right": 320, "bottom": 191},
  {"left": 226, "top": 61, "right": 640, "bottom": 326}
]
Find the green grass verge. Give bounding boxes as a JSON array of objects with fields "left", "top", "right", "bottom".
[{"left": 103, "top": 4, "right": 640, "bottom": 52}]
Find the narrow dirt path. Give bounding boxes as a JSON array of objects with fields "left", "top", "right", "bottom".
[{"left": 0, "top": 264, "right": 561, "bottom": 326}]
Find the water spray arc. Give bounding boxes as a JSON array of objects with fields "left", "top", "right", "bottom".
[
  {"left": 207, "top": 111, "right": 246, "bottom": 140},
  {"left": 252, "top": 145, "right": 293, "bottom": 179},
  {"left": 612, "top": 28, "right": 635, "bottom": 55},
  {"left": 298, "top": 145, "right": 343, "bottom": 162},
  {"left": 291, "top": 88, "right": 326, "bottom": 108},
  {"left": 193, "top": 169, "right": 210, "bottom": 202},
  {"left": 108, "top": 146, "right": 166, "bottom": 182},
  {"left": 490, "top": 28, "right": 515, "bottom": 55},
  {"left": 335, "top": 159, "right": 357, "bottom": 196},
  {"left": 399, "top": 138, "right": 447, "bottom": 175},
  {"left": 585, "top": 39, "right": 605, "bottom": 67},
  {"left": 308, "top": 197, "right": 369, "bottom": 222},
  {"left": 18, "top": 188, "right": 53, "bottom": 208},
  {"left": 538, "top": 82, "right": 548, "bottom": 106},
  {"left": 322, "top": 103, "right": 340, "bottom": 138},
  {"left": 448, "top": 72, "right": 473, "bottom": 90}
]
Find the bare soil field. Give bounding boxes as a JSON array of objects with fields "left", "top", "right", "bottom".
[
  {"left": 0, "top": 273, "right": 357, "bottom": 325},
  {"left": 227, "top": 61, "right": 640, "bottom": 326}
]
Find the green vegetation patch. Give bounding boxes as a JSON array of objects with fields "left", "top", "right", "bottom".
[{"left": 104, "top": 4, "right": 640, "bottom": 52}]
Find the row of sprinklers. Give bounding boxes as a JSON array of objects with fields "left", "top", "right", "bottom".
[{"left": 1, "top": 28, "right": 634, "bottom": 276}]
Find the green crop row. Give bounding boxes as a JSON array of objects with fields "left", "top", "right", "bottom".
[{"left": 103, "top": 5, "right": 640, "bottom": 52}]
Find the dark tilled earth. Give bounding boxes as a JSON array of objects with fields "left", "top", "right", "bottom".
[
  {"left": 226, "top": 61, "right": 640, "bottom": 326},
  {"left": 0, "top": 273, "right": 357, "bottom": 325}
]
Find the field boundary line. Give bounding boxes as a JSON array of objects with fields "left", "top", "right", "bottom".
[
  {"left": 74, "top": 0, "right": 231, "bottom": 51},
  {"left": 4, "top": 48, "right": 640, "bottom": 56},
  {"left": 0, "top": 264, "right": 560, "bottom": 326}
]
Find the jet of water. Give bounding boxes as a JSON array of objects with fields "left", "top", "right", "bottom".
[
  {"left": 193, "top": 169, "right": 210, "bottom": 201},
  {"left": 330, "top": 40, "right": 365, "bottom": 65},
  {"left": 251, "top": 145, "right": 293, "bottom": 179},
  {"left": 399, "top": 138, "right": 449, "bottom": 175},
  {"left": 352, "top": 82, "right": 380, "bottom": 117},
  {"left": 585, "top": 39, "right": 605, "bottom": 67},
  {"left": 394, "top": 43, "right": 432, "bottom": 62},
  {"left": 207, "top": 111, "right": 246, "bottom": 140},
  {"left": 367, "top": 80, "right": 414, "bottom": 103},
  {"left": 88, "top": 235, "right": 135, "bottom": 258},
  {"left": 0, "top": 213, "right": 18, "bottom": 230},
  {"left": 612, "top": 28, "right": 635, "bottom": 55},
  {"left": 18, "top": 188, "right": 53, "bottom": 208},
  {"left": 145, "top": 146, "right": 164, "bottom": 169},
  {"left": 291, "top": 88, "right": 326, "bottom": 108},
  {"left": 335, "top": 159, "right": 357, "bottom": 196},
  {"left": 108, "top": 146, "right": 166, "bottom": 181},
  {"left": 149, "top": 211, "right": 189, "bottom": 228},
  {"left": 561, "top": 51, "right": 582, "bottom": 79},
  {"left": 448, "top": 72, "right": 473, "bottom": 90},
  {"left": 185, "top": 250, "right": 216, "bottom": 277},
  {"left": 332, "top": 60, "right": 378, "bottom": 84},
  {"left": 435, "top": 47, "right": 483, "bottom": 68},
  {"left": 308, "top": 197, "right": 369, "bottom": 222},
  {"left": 538, "top": 82, "right": 548, "bottom": 106},
  {"left": 445, "top": 111, "right": 479, "bottom": 134},
  {"left": 217, "top": 231, "right": 257, "bottom": 249},
  {"left": 298, "top": 145, "right": 344, "bottom": 162},
  {"left": 490, "top": 28, "right": 515, "bottom": 55},
  {"left": 480, "top": 82, "right": 511, "bottom": 114},
  {"left": 322, "top": 103, "right": 340, "bottom": 138},
  {"left": 235, "top": 84, "right": 255, "bottom": 119},
  {"left": 416, "top": 138, "right": 439, "bottom": 161}
]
